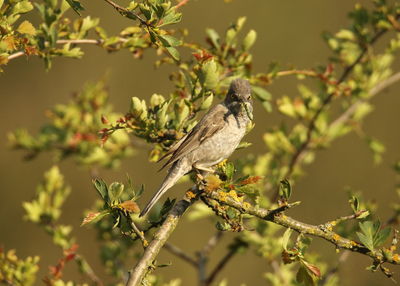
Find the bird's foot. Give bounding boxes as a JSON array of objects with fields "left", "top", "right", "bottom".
[
  {"left": 196, "top": 173, "right": 205, "bottom": 181},
  {"left": 193, "top": 165, "right": 215, "bottom": 174}
]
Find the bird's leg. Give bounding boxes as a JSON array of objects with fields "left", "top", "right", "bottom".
[
  {"left": 193, "top": 164, "right": 215, "bottom": 184},
  {"left": 193, "top": 163, "right": 215, "bottom": 174}
]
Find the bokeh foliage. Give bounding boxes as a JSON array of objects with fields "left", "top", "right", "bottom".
[{"left": 2, "top": 0, "right": 400, "bottom": 285}]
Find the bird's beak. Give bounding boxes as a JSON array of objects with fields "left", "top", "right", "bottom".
[{"left": 240, "top": 101, "right": 253, "bottom": 121}]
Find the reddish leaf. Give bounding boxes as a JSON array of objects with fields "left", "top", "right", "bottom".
[
  {"left": 119, "top": 200, "right": 140, "bottom": 213},
  {"left": 303, "top": 260, "right": 321, "bottom": 278},
  {"left": 81, "top": 211, "right": 109, "bottom": 226},
  {"left": 239, "top": 176, "right": 262, "bottom": 185}
]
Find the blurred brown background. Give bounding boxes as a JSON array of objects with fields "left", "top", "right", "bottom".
[{"left": 1, "top": 0, "right": 400, "bottom": 285}]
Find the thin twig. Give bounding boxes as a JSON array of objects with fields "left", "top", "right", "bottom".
[
  {"left": 319, "top": 251, "right": 349, "bottom": 285},
  {"left": 0, "top": 279, "right": 16, "bottom": 286},
  {"left": 102, "top": 0, "right": 148, "bottom": 26},
  {"left": 330, "top": 71, "right": 400, "bottom": 130},
  {"left": 201, "top": 231, "right": 224, "bottom": 257},
  {"left": 174, "top": 0, "right": 189, "bottom": 10},
  {"left": 7, "top": 38, "right": 128, "bottom": 61},
  {"left": 197, "top": 231, "right": 224, "bottom": 286},
  {"left": 126, "top": 190, "right": 200, "bottom": 286},
  {"left": 7, "top": 51, "right": 24, "bottom": 60},
  {"left": 164, "top": 242, "right": 197, "bottom": 267},
  {"left": 271, "top": 24, "right": 396, "bottom": 202},
  {"left": 204, "top": 249, "right": 235, "bottom": 285},
  {"left": 204, "top": 238, "right": 247, "bottom": 286},
  {"left": 130, "top": 221, "right": 148, "bottom": 248},
  {"left": 74, "top": 254, "right": 104, "bottom": 286}
]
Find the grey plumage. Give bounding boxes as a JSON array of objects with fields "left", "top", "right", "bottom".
[{"left": 139, "top": 78, "right": 253, "bottom": 217}]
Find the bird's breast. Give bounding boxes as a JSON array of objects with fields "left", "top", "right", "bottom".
[{"left": 188, "top": 113, "right": 248, "bottom": 167}]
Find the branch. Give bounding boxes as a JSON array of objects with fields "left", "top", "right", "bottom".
[
  {"left": 164, "top": 242, "right": 197, "bottom": 267},
  {"left": 279, "top": 26, "right": 394, "bottom": 189},
  {"left": 7, "top": 38, "right": 128, "bottom": 61},
  {"left": 268, "top": 22, "right": 399, "bottom": 201},
  {"left": 102, "top": 0, "right": 148, "bottom": 26},
  {"left": 329, "top": 70, "right": 400, "bottom": 130},
  {"left": 204, "top": 190, "right": 400, "bottom": 266},
  {"left": 197, "top": 231, "right": 224, "bottom": 286},
  {"left": 200, "top": 231, "right": 224, "bottom": 258},
  {"left": 126, "top": 190, "right": 200, "bottom": 286},
  {"left": 204, "top": 238, "right": 247, "bottom": 286},
  {"left": 74, "top": 254, "right": 104, "bottom": 286}
]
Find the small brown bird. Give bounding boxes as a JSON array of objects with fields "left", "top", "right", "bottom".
[{"left": 139, "top": 78, "right": 253, "bottom": 217}]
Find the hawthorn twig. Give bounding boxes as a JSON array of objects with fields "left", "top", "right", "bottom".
[
  {"left": 271, "top": 22, "right": 399, "bottom": 201},
  {"left": 204, "top": 238, "right": 247, "bottom": 286},
  {"left": 329, "top": 70, "right": 400, "bottom": 130},
  {"left": 74, "top": 254, "right": 104, "bottom": 286},
  {"left": 196, "top": 232, "right": 223, "bottom": 286},
  {"left": 7, "top": 38, "right": 128, "bottom": 61},
  {"left": 319, "top": 251, "right": 349, "bottom": 285},
  {"left": 102, "top": 0, "right": 148, "bottom": 26},
  {"left": 204, "top": 189, "right": 400, "bottom": 265},
  {"left": 201, "top": 231, "right": 224, "bottom": 258},
  {"left": 130, "top": 220, "right": 148, "bottom": 248},
  {"left": 164, "top": 242, "right": 197, "bottom": 267},
  {"left": 126, "top": 190, "right": 200, "bottom": 286}
]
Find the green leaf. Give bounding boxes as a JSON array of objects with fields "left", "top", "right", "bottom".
[
  {"left": 296, "top": 265, "right": 315, "bottom": 286},
  {"left": 375, "top": 227, "right": 391, "bottom": 248},
  {"left": 279, "top": 179, "right": 292, "bottom": 200},
  {"left": 282, "top": 228, "right": 293, "bottom": 251},
  {"left": 81, "top": 210, "right": 110, "bottom": 226},
  {"left": 349, "top": 195, "right": 359, "bottom": 212},
  {"left": 226, "top": 207, "right": 237, "bottom": 219},
  {"left": 357, "top": 220, "right": 390, "bottom": 251},
  {"left": 242, "top": 29, "right": 257, "bottom": 51},
  {"left": 12, "top": 0, "right": 33, "bottom": 14},
  {"left": 216, "top": 221, "right": 231, "bottom": 231},
  {"left": 160, "top": 11, "right": 182, "bottom": 26},
  {"left": 17, "top": 20, "right": 36, "bottom": 35},
  {"left": 200, "top": 93, "right": 214, "bottom": 110},
  {"left": 160, "top": 198, "right": 176, "bottom": 217},
  {"left": 65, "top": 0, "right": 84, "bottom": 15},
  {"left": 201, "top": 60, "right": 218, "bottom": 89},
  {"left": 93, "top": 179, "right": 109, "bottom": 201},
  {"left": 252, "top": 86, "right": 271, "bottom": 101},
  {"left": 158, "top": 35, "right": 182, "bottom": 47},
  {"left": 366, "top": 137, "right": 385, "bottom": 164},
  {"left": 165, "top": 46, "right": 180, "bottom": 61},
  {"left": 225, "top": 162, "right": 235, "bottom": 181},
  {"left": 108, "top": 182, "right": 124, "bottom": 203},
  {"left": 357, "top": 231, "right": 374, "bottom": 251},
  {"left": 205, "top": 28, "right": 220, "bottom": 50},
  {"left": 262, "top": 101, "right": 272, "bottom": 112}
]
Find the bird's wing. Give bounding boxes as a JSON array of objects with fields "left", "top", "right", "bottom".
[{"left": 159, "top": 104, "right": 227, "bottom": 171}]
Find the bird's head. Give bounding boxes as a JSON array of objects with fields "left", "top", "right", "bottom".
[{"left": 224, "top": 78, "right": 253, "bottom": 120}]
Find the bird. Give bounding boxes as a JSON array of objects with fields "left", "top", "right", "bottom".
[{"left": 139, "top": 78, "right": 253, "bottom": 217}]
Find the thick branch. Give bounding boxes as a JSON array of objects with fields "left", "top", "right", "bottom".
[
  {"left": 205, "top": 190, "right": 400, "bottom": 266},
  {"left": 126, "top": 192, "right": 199, "bottom": 286}
]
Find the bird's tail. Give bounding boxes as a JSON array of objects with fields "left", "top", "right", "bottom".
[{"left": 139, "top": 161, "right": 189, "bottom": 217}]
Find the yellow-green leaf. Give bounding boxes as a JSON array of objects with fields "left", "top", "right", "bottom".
[{"left": 17, "top": 20, "right": 36, "bottom": 35}]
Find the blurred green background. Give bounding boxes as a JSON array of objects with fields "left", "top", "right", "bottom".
[{"left": 1, "top": 0, "right": 400, "bottom": 285}]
